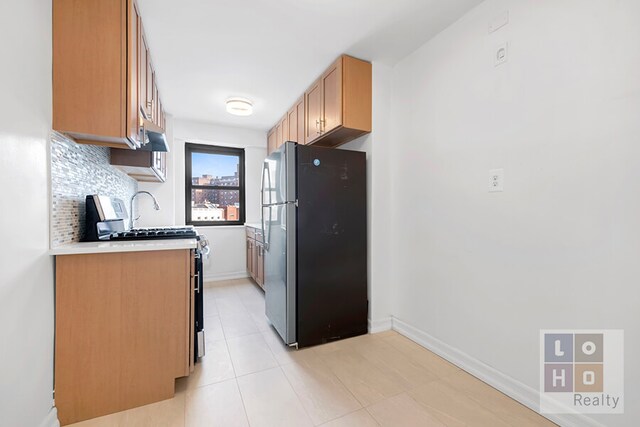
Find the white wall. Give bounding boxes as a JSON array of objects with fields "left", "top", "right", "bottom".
[
  {"left": 388, "top": 1, "right": 640, "bottom": 426},
  {"left": 341, "top": 61, "right": 394, "bottom": 330},
  {"left": 0, "top": 1, "right": 57, "bottom": 427},
  {"left": 138, "top": 118, "right": 267, "bottom": 281}
]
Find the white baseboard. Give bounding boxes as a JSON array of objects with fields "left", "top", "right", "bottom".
[
  {"left": 368, "top": 316, "right": 393, "bottom": 333},
  {"left": 203, "top": 271, "right": 249, "bottom": 283},
  {"left": 38, "top": 407, "right": 60, "bottom": 427},
  {"left": 391, "top": 317, "right": 604, "bottom": 427}
]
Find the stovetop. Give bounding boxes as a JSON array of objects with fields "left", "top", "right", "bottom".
[{"left": 105, "top": 226, "right": 198, "bottom": 241}]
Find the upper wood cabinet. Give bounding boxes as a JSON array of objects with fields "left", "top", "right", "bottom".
[
  {"left": 275, "top": 121, "right": 282, "bottom": 151},
  {"left": 287, "top": 96, "right": 305, "bottom": 145},
  {"left": 53, "top": 0, "right": 166, "bottom": 149},
  {"left": 305, "top": 55, "right": 371, "bottom": 147},
  {"left": 267, "top": 128, "right": 277, "bottom": 155},
  {"left": 304, "top": 78, "right": 323, "bottom": 145},
  {"left": 280, "top": 114, "right": 289, "bottom": 147},
  {"left": 266, "top": 54, "right": 370, "bottom": 152}
]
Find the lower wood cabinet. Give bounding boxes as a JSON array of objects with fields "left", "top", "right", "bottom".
[
  {"left": 54, "top": 249, "right": 194, "bottom": 425},
  {"left": 246, "top": 226, "right": 264, "bottom": 289}
]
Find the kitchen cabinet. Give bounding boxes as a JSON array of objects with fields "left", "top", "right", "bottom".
[
  {"left": 256, "top": 242, "right": 265, "bottom": 286},
  {"left": 111, "top": 148, "right": 167, "bottom": 182},
  {"left": 304, "top": 77, "right": 323, "bottom": 145},
  {"left": 304, "top": 55, "right": 372, "bottom": 147},
  {"left": 55, "top": 249, "right": 194, "bottom": 425},
  {"left": 267, "top": 128, "right": 277, "bottom": 155},
  {"left": 267, "top": 54, "right": 370, "bottom": 150},
  {"left": 275, "top": 121, "right": 283, "bottom": 151},
  {"left": 246, "top": 237, "right": 254, "bottom": 278},
  {"left": 53, "top": 0, "right": 166, "bottom": 149},
  {"left": 287, "top": 96, "right": 305, "bottom": 144},
  {"left": 280, "top": 115, "right": 289, "bottom": 146},
  {"left": 246, "top": 226, "right": 264, "bottom": 289}
]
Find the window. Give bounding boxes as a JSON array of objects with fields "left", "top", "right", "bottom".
[{"left": 185, "top": 143, "right": 245, "bottom": 226}]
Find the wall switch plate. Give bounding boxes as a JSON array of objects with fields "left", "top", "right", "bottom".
[
  {"left": 495, "top": 43, "right": 508, "bottom": 66},
  {"left": 489, "top": 168, "right": 504, "bottom": 192},
  {"left": 489, "top": 11, "right": 509, "bottom": 33}
]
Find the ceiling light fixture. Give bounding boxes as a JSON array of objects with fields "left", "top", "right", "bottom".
[{"left": 225, "top": 97, "right": 253, "bottom": 116}]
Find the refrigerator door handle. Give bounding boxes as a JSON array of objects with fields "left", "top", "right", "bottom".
[
  {"left": 261, "top": 162, "right": 268, "bottom": 251},
  {"left": 261, "top": 161, "right": 273, "bottom": 251},
  {"left": 261, "top": 161, "right": 267, "bottom": 207},
  {"left": 267, "top": 162, "right": 274, "bottom": 250}
]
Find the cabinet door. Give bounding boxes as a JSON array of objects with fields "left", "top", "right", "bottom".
[
  {"left": 126, "top": 0, "right": 140, "bottom": 144},
  {"left": 139, "top": 30, "right": 148, "bottom": 119},
  {"left": 152, "top": 151, "right": 166, "bottom": 180},
  {"left": 246, "top": 238, "right": 253, "bottom": 276},
  {"left": 295, "top": 97, "right": 305, "bottom": 145},
  {"left": 305, "top": 78, "right": 322, "bottom": 144},
  {"left": 257, "top": 243, "right": 265, "bottom": 287},
  {"left": 280, "top": 115, "right": 288, "bottom": 146},
  {"left": 267, "top": 129, "right": 276, "bottom": 155},
  {"left": 146, "top": 57, "right": 154, "bottom": 119},
  {"left": 153, "top": 80, "right": 159, "bottom": 124},
  {"left": 287, "top": 106, "right": 297, "bottom": 143},
  {"left": 155, "top": 86, "right": 160, "bottom": 126},
  {"left": 252, "top": 240, "right": 259, "bottom": 281},
  {"left": 321, "top": 57, "right": 343, "bottom": 135},
  {"left": 275, "top": 122, "right": 282, "bottom": 150}
]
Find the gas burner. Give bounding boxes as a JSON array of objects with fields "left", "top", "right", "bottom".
[{"left": 107, "top": 226, "right": 197, "bottom": 241}]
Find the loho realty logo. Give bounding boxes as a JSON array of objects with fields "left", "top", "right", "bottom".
[{"left": 540, "top": 329, "right": 624, "bottom": 414}]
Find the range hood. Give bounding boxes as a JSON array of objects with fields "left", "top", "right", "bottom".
[{"left": 138, "top": 118, "right": 169, "bottom": 152}]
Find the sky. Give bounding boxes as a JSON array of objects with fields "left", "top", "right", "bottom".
[{"left": 192, "top": 152, "right": 238, "bottom": 178}]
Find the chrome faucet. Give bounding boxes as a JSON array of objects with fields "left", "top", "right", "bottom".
[{"left": 129, "top": 190, "right": 160, "bottom": 229}]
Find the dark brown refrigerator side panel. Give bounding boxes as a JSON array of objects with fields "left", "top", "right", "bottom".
[{"left": 295, "top": 145, "right": 368, "bottom": 347}]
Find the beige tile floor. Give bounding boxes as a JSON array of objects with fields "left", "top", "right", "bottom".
[{"left": 69, "top": 278, "right": 556, "bottom": 427}]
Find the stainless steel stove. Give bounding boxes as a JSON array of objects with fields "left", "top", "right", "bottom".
[{"left": 84, "top": 194, "right": 199, "bottom": 241}]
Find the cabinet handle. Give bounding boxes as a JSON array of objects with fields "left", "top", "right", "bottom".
[
  {"left": 194, "top": 271, "right": 200, "bottom": 293},
  {"left": 315, "top": 119, "right": 320, "bottom": 135}
]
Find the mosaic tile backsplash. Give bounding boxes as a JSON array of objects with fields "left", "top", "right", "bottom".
[{"left": 50, "top": 132, "right": 138, "bottom": 246}]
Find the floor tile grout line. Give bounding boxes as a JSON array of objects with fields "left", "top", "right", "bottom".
[
  {"left": 230, "top": 280, "right": 315, "bottom": 425},
  {"left": 312, "top": 349, "right": 366, "bottom": 415},
  {"left": 362, "top": 405, "right": 383, "bottom": 426},
  {"left": 278, "top": 363, "right": 319, "bottom": 425},
  {"left": 232, "top": 377, "right": 252, "bottom": 427}
]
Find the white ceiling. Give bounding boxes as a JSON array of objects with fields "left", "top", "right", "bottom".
[{"left": 137, "top": 0, "right": 482, "bottom": 131}]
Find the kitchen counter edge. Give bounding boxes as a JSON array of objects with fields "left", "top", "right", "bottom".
[{"left": 50, "top": 238, "right": 198, "bottom": 255}]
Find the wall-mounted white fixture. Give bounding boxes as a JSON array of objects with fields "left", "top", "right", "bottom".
[
  {"left": 226, "top": 97, "right": 253, "bottom": 116},
  {"left": 495, "top": 43, "right": 508, "bottom": 66},
  {"left": 489, "top": 168, "right": 504, "bottom": 192}
]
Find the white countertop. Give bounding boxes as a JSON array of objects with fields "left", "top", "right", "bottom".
[
  {"left": 50, "top": 238, "right": 198, "bottom": 255},
  {"left": 245, "top": 223, "right": 262, "bottom": 230}
]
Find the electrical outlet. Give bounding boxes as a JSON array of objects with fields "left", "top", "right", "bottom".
[
  {"left": 495, "top": 43, "right": 508, "bottom": 66},
  {"left": 489, "top": 169, "right": 504, "bottom": 192}
]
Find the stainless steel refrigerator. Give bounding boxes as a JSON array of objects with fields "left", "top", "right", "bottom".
[{"left": 261, "top": 141, "right": 368, "bottom": 348}]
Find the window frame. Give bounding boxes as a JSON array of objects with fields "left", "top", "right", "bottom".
[{"left": 185, "top": 143, "right": 246, "bottom": 226}]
